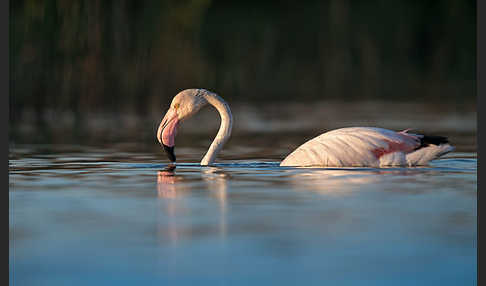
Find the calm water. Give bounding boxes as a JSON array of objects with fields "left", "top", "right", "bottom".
[{"left": 9, "top": 103, "right": 477, "bottom": 285}]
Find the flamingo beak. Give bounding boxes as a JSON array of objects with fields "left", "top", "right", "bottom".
[{"left": 157, "top": 108, "right": 179, "bottom": 162}]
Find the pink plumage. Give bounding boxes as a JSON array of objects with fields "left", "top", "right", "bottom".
[{"left": 280, "top": 127, "right": 454, "bottom": 167}]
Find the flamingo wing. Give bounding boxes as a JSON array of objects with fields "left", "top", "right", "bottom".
[{"left": 280, "top": 127, "right": 453, "bottom": 167}]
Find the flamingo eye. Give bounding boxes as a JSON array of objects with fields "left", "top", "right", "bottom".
[{"left": 173, "top": 103, "right": 180, "bottom": 109}]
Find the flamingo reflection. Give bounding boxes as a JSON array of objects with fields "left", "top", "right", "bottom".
[
  {"left": 201, "top": 167, "right": 228, "bottom": 239},
  {"left": 288, "top": 168, "right": 421, "bottom": 196},
  {"left": 156, "top": 166, "right": 228, "bottom": 246},
  {"left": 156, "top": 169, "right": 190, "bottom": 246}
]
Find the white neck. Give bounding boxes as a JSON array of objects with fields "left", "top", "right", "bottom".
[{"left": 200, "top": 93, "right": 233, "bottom": 166}]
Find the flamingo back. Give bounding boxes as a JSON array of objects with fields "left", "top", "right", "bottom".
[{"left": 280, "top": 127, "right": 452, "bottom": 167}]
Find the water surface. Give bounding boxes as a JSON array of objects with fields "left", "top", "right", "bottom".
[{"left": 9, "top": 139, "right": 476, "bottom": 285}]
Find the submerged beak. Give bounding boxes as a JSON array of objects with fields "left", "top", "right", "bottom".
[{"left": 157, "top": 108, "right": 179, "bottom": 162}]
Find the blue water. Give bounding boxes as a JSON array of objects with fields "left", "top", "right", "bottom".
[{"left": 9, "top": 142, "right": 476, "bottom": 286}]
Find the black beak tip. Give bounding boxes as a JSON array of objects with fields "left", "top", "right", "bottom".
[
  {"left": 162, "top": 144, "right": 176, "bottom": 162},
  {"left": 163, "top": 164, "right": 176, "bottom": 172}
]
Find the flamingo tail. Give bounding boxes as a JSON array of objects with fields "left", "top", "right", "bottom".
[
  {"left": 418, "top": 135, "right": 449, "bottom": 148},
  {"left": 406, "top": 143, "right": 455, "bottom": 166}
]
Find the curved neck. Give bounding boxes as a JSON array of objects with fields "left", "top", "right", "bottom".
[{"left": 200, "top": 94, "right": 233, "bottom": 166}]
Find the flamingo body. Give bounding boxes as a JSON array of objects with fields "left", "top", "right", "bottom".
[
  {"left": 158, "top": 89, "right": 454, "bottom": 167},
  {"left": 280, "top": 127, "right": 454, "bottom": 167}
]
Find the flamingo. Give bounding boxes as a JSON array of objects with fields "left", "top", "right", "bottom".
[{"left": 157, "top": 88, "right": 454, "bottom": 167}]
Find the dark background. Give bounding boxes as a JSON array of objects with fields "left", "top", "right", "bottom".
[{"left": 9, "top": 0, "right": 476, "bottom": 144}]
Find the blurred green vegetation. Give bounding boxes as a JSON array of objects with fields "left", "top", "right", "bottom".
[{"left": 10, "top": 0, "right": 476, "bottom": 140}]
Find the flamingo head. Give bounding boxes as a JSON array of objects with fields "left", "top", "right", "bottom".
[{"left": 157, "top": 89, "right": 212, "bottom": 162}]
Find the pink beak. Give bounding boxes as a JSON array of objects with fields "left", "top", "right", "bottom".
[{"left": 157, "top": 108, "right": 179, "bottom": 162}]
